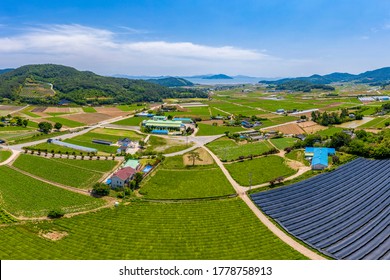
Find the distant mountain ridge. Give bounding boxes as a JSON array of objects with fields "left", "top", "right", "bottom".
[
  {"left": 202, "top": 74, "right": 233, "bottom": 79},
  {"left": 0, "top": 68, "right": 14, "bottom": 75},
  {"left": 147, "top": 77, "right": 194, "bottom": 87},
  {"left": 260, "top": 67, "right": 390, "bottom": 85}
]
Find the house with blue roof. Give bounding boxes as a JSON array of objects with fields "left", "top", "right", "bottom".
[{"left": 305, "top": 147, "right": 335, "bottom": 170}]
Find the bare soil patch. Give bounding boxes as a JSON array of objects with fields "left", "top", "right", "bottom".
[
  {"left": 62, "top": 113, "right": 113, "bottom": 125},
  {"left": 43, "top": 107, "right": 83, "bottom": 113},
  {"left": 94, "top": 107, "right": 127, "bottom": 117},
  {"left": 266, "top": 123, "right": 305, "bottom": 135},
  {"left": 201, "top": 120, "right": 224, "bottom": 125},
  {"left": 40, "top": 231, "right": 68, "bottom": 241},
  {"left": 31, "top": 107, "right": 47, "bottom": 112},
  {"left": 0, "top": 105, "right": 23, "bottom": 111},
  {"left": 297, "top": 121, "right": 326, "bottom": 134},
  {"left": 183, "top": 148, "right": 214, "bottom": 166}
]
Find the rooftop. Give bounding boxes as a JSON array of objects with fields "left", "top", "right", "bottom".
[{"left": 112, "top": 167, "right": 136, "bottom": 181}]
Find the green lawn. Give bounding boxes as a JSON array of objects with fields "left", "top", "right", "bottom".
[
  {"left": 140, "top": 157, "right": 233, "bottom": 199},
  {"left": 13, "top": 154, "right": 117, "bottom": 189},
  {"left": 285, "top": 150, "right": 310, "bottom": 166},
  {"left": 0, "top": 199, "right": 307, "bottom": 259},
  {"left": 224, "top": 156, "right": 296, "bottom": 186},
  {"left": 112, "top": 116, "right": 147, "bottom": 126},
  {"left": 269, "top": 138, "right": 297, "bottom": 150},
  {"left": 196, "top": 123, "right": 246, "bottom": 136},
  {"left": 206, "top": 137, "right": 274, "bottom": 161},
  {"left": 116, "top": 104, "right": 147, "bottom": 112},
  {"left": 0, "top": 150, "right": 12, "bottom": 163},
  {"left": 0, "top": 166, "right": 104, "bottom": 217},
  {"left": 46, "top": 117, "right": 86, "bottom": 128},
  {"left": 82, "top": 107, "right": 97, "bottom": 113}
]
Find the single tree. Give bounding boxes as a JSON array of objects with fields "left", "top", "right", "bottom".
[
  {"left": 187, "top": 151, "right": 202, "bottom": 166},
  {"left": 54, "top": 122, "right": 62, "bottom": 131}
]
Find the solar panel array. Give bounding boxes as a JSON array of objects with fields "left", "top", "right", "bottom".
[{"left": 251, "top": 158, "right": 390, "bottom": 260}]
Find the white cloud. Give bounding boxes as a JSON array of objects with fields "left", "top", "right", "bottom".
[{"left": 0, "top": 24, "right": 312, "bottom": 76}]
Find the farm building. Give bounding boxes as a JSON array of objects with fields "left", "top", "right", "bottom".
[
  {"left": 241, "top": 120, "right": 253, "bottom": 128},
  {"left": 92, "top": 139, "right": 112, "bottom": 145},
  {"left": 48, "top": 139, "right": 97, "bottom": 153},
  {"left": 276, "top": 109, "right": 285, "bottom": 114},
  {"left": 142, "top": 119, "right": 185, "bottom": 132},
  {"left": 305, "top": 147, "right": 335, "bottom": 170},
  {"left": 153, "top": 116, "right": 167, "bottom": 121},
  {"left": 172, "top": 117, "right": 193, "bottom": 124},
  {"left": 135, "top": 112, "right": 154, "bottom": 117},
  {"left": 118, "top": 138, "right": 131, "bottom": 146},
  {"left": 110, "top": 167, "right": 136, "bottom": 188}
]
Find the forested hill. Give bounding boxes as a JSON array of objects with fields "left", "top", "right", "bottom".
[
  {"left": 147, "top": 77, "right": 194, "bottom": 87},
  {"left": 0, "top": 64, "right": 207, "bottom": 105}
]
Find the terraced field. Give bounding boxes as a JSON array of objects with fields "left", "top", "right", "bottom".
[
  {"left": 206, "top": 137, "right": 274, "bottom": 161},
  {"left": 13, "top": 154, "right": 118, "bottom": 189},
  {"left": 251, "top": 158, "right": 390, "bottom": 260},
  {"left": 0, "top": 166, "right": 104, "bottom": 217},
  {"left": 0, "top": 199, "right": 307, "bottom": 259}
]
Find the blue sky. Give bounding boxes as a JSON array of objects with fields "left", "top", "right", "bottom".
[{"left": 1, "top": 0, "right": 390, "bottom": 77}]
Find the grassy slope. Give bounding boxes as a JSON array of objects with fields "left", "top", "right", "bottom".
[
  {"left": 224, "top": 156, "right": 296, "bottom": 186},
  {"left": 0, "top": 166, "right": 104, "bottom": 217},
  {"left": 12, "top": 154, "right": 117, "bottom": 189},
  {"left": 285, "top": 150, "right": 310, "bottom": 166},
  {"left": 0, "top": 200, "right": 307, "bottom": 259}
]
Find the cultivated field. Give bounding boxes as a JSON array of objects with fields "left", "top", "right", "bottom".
[
  {"left": 269, "top": 137, "right": 297, "bottom": 150},
  {"left": 0, "top": 166, "right": 104, "bottom": 217},
  {"left": 206, "top": 137, "right": 274, "bottom": 161},
  {"left": 145, "top": 136, "right": 191, "bottom": 154},
  {"left": 196, "top": 123, "right": 246, "bottom": 136},
  {"left": 12, "top": 154, "right": 118, "bottom": 189},
  {"left": 224, "top": 156, "right": 296, "bottom": 186},
  {"left": 0, "top": 199, "right": 307, "bottom": 259},
  {"left": 0, "top": 150, "right": 12, "bottom": 163}
]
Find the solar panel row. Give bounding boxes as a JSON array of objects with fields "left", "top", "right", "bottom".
[{"left": 251, "top": 158, "right": 390, "bottom": 260}]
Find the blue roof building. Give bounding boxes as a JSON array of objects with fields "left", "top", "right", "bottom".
[{"left": 305, "top": 147, "right": 335, "bottom": 170}]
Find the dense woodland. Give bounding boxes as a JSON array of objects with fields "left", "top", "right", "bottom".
[{"left": 0, "top": 64, "right": 207, "bottom": 105}]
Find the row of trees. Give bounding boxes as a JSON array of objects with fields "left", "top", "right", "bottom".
[{"left": 311, "top": 108, "right": 363, "bottom": 126}]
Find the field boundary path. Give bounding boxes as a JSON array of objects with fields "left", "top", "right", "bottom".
[{"left": 202, "top": 145, "right": 325, "bottom": 260}]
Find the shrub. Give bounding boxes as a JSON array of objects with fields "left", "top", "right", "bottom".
[
  {"left": 92, "top": 183, "right": 110, "bottom": 196},
  {"left": 47, "top": 209, "right": 65, "bottom": 219}
]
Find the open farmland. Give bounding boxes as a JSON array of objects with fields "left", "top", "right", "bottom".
[
  {"left": 140, "top": 156, "right": 233, "bottom": 199},
  {"left": 0, "top": 199, "right": 306, "bottom": 259},
  {"left": 46, "top": 117, "right": 86, "bottom": 128},
  {"left": 144, "top": 136, "right": 192, "bottom": 154},
  {"left": 224, "top": 156, "right": 296, "bottom": 186},
  {"left": 112, "top": 116, "right": 147, "bottom": 126},
  {"left": 0, "top": 166, "right": 104, "bottom": 217},
  {"left": 61, "top": 113, "right": 115, "bottom": 125},
  {"left": 0, "top": 150, "right": 12, "bottom": 163},
  {"left": 206, "top": 137, "right": 274, "bottom": 161},
  {"left": 12, "top": 154, "right": 118, "bottom": 189},
  {"left": 251, "top": 158, "right": 390, "bottom": 260},
  {"left": 196, "top": 123, "right": 246, "bottom": 136},
  {"left": 269, "top": 137, "right": 297, "bottom": 150}
]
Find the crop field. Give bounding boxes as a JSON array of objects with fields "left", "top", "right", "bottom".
[
  {"left": 206, "top": 137, "right": 274, "bottom": 161},
  {"left": 82, "top": 107, "right": 97, "bottom": 113},
  {"left": 112, "top": 116, "right": 147, "bottom": 126},
  {"left": 94, "top": 107, "right": 126, "bottom": 117},
  {"left": 0, "top": 199, "right": 307, "bottom": 259},
  {"left": 116, "top": 104, "right": 148, "bottom": 112},
  {"left": 196, "top": 123, "right": 246, "bottom": 136},
  {"left": 92, "top": 128, "right": 144, "bottom": 141},
  {"left": 208, "top": 101, "right": 264, "bottom": 116},
  {"left": 0, "top": 209, "right": 17, "bottom": 224},
  {"left": 140, "top": 155, "right": 233, "bottom": 199},
  {"left": 145, "top": 136, "right": 191, "bottom": 154},
  {"left": 358, "top": 116, "right": 390, "bottom": 129},
  {"left": 317, "top": 127, "right": 344, "bottom": 137},
  {"left": 12, "top": 154, "right": 117, "bottom": 189},
  {"left": 160, "top": 154, "right": 216, "bottom": 169},
  {"left": 62, "top": 112, "right": 113, "bottom": 125},
  {"left": 285, "top": 150, "right": 310, "bottom": 166},
  {"left": 269, "top": 137, "right": 297, "bottom": 150},
  {"left": 46, "top": 117, "right": 86, "bottom": 128},
  {"left": 224, "top": 156, "right": 296, "bottom": 186},
  {"left": 19, "top": 106, "right": 41, "bottom": 118},
  {"left": 264, "top": 123, "right": 305, "bottom": 134},
  {"left": 0, "top": 166, "right": 104, "bottom": 217},
  {"left": 0, "top": 150, "right": 12, "bottom": 163}
]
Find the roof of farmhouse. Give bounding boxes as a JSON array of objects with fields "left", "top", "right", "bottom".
[
  {"left": 112, "top": 167, "right": 136, "bottom": 181},
  {"left": 143, "top": 120, "right": 184, "bottom": 128}
]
